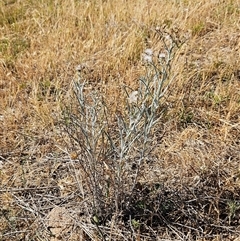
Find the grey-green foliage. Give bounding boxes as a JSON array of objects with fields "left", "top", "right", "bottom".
[{"left": 62, "top": 27, "right": 182, "bottom": 219}]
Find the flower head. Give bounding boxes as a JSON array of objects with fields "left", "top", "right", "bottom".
[
  {"left": 144, "top": 48, "right": 153, "bottom": 56},
  {"left": 142, "top": 48, "right": 153, "bottom": 63},
  {"left": 158, "top": 52, "right": 166, "bottom": 59},
  {"left": 128, "top": 91, "right": 138, "bottom": 104}
]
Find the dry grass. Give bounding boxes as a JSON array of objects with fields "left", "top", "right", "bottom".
[{"left": 0, "top": 0, "right": 240, "bottom": 240}]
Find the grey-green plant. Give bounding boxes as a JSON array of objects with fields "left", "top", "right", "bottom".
[{"left": 62, "top": 27, "right": 182, "bottom": 228}]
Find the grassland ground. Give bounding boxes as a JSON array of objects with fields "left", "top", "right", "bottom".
[{"left": 0, "top": 0, "right": 240, "bottom": 240}]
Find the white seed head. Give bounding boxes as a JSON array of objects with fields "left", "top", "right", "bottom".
[
  {"left": 128, "top": 91, "right": 138, "bottom": 104},
  {"left": 144, "top": 48, "right": 153, "bottom": 56},
  {"left": 75, "top": 63, "right": 88, "bottom": 72},
  {"left": 143, "top": 54, "right": 152, "bottom": 63},
  {"left": 76, "top": 64, "right": 82, "bottom": 72},
  {"left": 142, "top": 48, "right": 153, "bottom": 63},
  {"left": 158, "top": 52, "right": 166, "bottom": 59}
]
